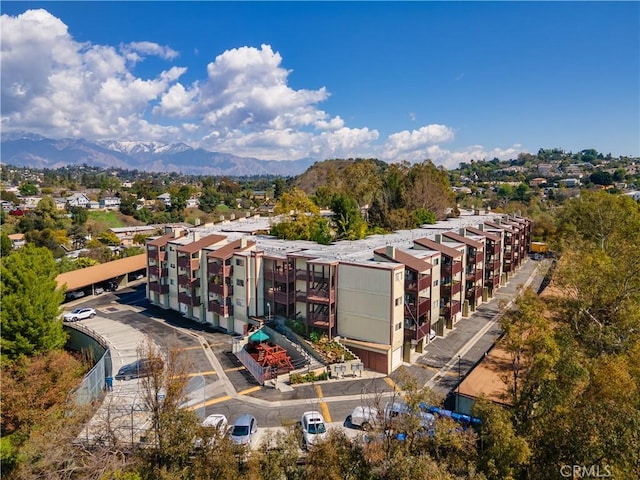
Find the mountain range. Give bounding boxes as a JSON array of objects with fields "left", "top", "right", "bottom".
[{"left": 0, "top": 132, "right": 315, "bottom": 177}]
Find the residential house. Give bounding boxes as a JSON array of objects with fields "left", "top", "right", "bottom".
[
  {"left": 67, "top": 193, "right": 91, "bottom": 208},
  {"left": 100, "top": 196, "right": 121, "bottom": 209}
]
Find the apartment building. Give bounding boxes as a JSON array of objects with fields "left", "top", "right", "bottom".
[{"left": 146, "top": 211, "right": 532, "bottom": 374}]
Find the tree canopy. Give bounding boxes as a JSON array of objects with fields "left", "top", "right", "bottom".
[{"left": 0, "top": 245, "right": 67, "bottom": 360}]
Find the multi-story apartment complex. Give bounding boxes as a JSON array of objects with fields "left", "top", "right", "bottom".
[{"left": 146, "top": 211, "right": 531, "bottom": 374}]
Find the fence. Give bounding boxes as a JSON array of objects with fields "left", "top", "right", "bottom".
[
  {"left": 234, "top": 348, "right": 270, "bottom": 385},
  {"left": 65, "top": 323, "right": 112, "bottom": 404}
]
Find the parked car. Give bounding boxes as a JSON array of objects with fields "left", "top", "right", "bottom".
[
  {"left": 94, "top": 286, "right": 104, "bottom": 295},
  {"left": 115, "top": 358, "right": 159, "bottom": 381},
  {"left": 202, "top": 414, "right": 228, "bottom": 432},
  {"left": 301, "top": 411, "right": 328, "bottom": 448},
  {"left": 66, "top": 290, "right": 85, "bottom": 300},
  {"left": 229, "top": 414, "right": 258, "bottom": 445},
  {"left": 194, "top": 414, "right": 229, "bottom": 448},
  {"left": 384, "top": 401, "right": 435, "bottom": 439},
  {"left": 349, "top": 406, "right": 380, "bottom": 430},
  {"left": 63, "top": 307, "right": 96, "bottom": 322}
]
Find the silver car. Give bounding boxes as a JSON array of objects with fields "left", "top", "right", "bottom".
[{"left": 229, "top": 414, "right": 257, "bottom": 445}]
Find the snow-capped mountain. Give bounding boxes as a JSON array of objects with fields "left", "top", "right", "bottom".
[{"left": 1, "top": 132, "right": 313, "bottom": 176}]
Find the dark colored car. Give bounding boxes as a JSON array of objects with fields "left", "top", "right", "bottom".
[{"left": 115, "top": 358, "right": 160, "bottom": 381}]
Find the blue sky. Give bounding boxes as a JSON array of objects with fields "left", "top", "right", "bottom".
[{"left": 1, "top": 1, "right": 638, "bottom": 169}]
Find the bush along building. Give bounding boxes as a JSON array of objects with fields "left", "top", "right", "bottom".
[{"left": 146, "top": 210, "right": 531, "bottom": 374}]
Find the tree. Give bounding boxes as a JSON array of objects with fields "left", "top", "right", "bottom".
[
  {"left": 0, "top": 245, "right": 67, "bottom": 360},
  {"left": 119, "top": 193, "right": 138, "bottom": 216},
  {"left": 589, "top": 170, "right": 613, "bottom": 186},
  {"left": 330, "top": 194, "right": 366, "bottom": 240},
  {"left": 18, "top": 182, "right": 38, "bottom": 196},
  {"left": 403, "top": 161, "right": 454, "bottom": 220},
  {"left": 1, "top": 231, "right": 12, "bottom": 257},
  {"left": 474, "top": 400, "right": 531, "bottom": 480},
  {"left": 70, "top": 206, "right": 88, "bottom": 225},
  {"left": 99, "top": 230, "right": 121, "bottom": 246},
  {"left": 199, "top": 187, "right": 222, "bottom": 213}
]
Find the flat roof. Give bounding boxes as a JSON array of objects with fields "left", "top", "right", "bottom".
[
  {"left": 442, "top": 231, "right": 484, "bottom": 249},
  {"left": 56, "top": 254, "right": 147, "bottom": 291},
  {"left": 177, "top": 234, "right": 227, "bottom": 254}
]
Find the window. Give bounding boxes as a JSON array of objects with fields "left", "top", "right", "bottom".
[
  {"left": 433, "top": 300, "right": 438, "bottom": 308},
  {"left": 395, "top": 297, "right": 403, "bottom": 306},
  {"left": 170, "top": 263, "right": 175, "bottom": 269},
  {"left": 433, "top": 279, "right": 439, "bottom": 287},
  {"left": 236, "top": 258, "right": 244, "bottom": 266},
  {"left": 433, "top": 258, "right": 439, "bottom": 266},
  {"left": 170, "top": 279, "right": 174, "bottom": 286},
  {"left": 236, "top": 279, "right": 244, "bottom": 287},
  {"left": 395, "top": 272, "right": 402, "bottom": 281},
  {"left": 169, "top": 246, "right": 174, "bottom": 251},
  {"left": 395, "top": 322, "right": 402, "bottom": 331},
  {"left": 236, "top": 298, "right": 244, "bottom": 307}
]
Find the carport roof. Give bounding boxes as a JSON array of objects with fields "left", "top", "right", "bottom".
[{"left": 56, "top": 254, "right": 147, "bottom": 291}]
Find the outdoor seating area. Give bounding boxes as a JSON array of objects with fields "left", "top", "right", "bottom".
[{"left": 246, "top": 330, "right": 294, "bottom": 375}]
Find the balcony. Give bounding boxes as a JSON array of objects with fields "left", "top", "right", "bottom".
[
  {"left": 441, "top": 300, "right": 461, "bottom": 320},
  {"left": 149, "top": 281, "right": 169, "bottom": 294},
  {"left": 442, "top": 262, "right": 462, "bottom": 276},
  {"left": 307, "top": 288, "right": 335, "bottom": 303},
  {"left": 274, "top": 290, "right": 296, "bottom": 304},
  {"left": 208, "top": 263, "right": 232, "bottom": 277},
  {"left": 441, "top": 280, "right": 462, "bottom": 298},
  {"left": 308, "top": 311, "right": 334, "bottom": 329},
  {"left": 491, "top": 243, "right": 501, "bottom": 255},
  {"left": 405, "top": 322, "right": 433, "bottom": 342},
  {"left": 208, "top": 301, "right": 233, "bottom": 317},
  {"left": 273, "top": 269, "right": 294, "bottom": 283},
  {"left": 209, "top": 283, "right": 233, "bottom": 297},
  {"left": 465, "top": 269, "right": 483, "bottom": 282},
  {"left": 147, "top": 248, "right": 166, "bottom": 262},
  {"left": 296, "top": 270, "right": 327, "bottom": 282},
  {"left": 178, "top": 292, "right": 201, "bottom": 307},
  {"left": 177, "top": 256, "right": 191, "bottom": 269},
  {"left": 405, "top": 297, "right": 430, "bottom": 319},
  {"left": 406, "top": 274, "right": 432, "bottom": 293}
]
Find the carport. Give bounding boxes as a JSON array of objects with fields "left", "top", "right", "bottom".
[{"left": 56, "top": 254, "right": 147, "bottom": 300}]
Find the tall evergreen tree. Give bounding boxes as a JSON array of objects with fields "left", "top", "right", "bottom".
[{"left": 0, "top": 245, "right": 67, "bottom": 360}]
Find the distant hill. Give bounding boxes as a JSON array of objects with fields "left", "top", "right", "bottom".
[{"left": 0, "top": 132, "right": 314, "bottom": 177}]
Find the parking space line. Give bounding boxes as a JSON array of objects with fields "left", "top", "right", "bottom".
[
  {"left": 187, "top": 395, "right": 232, "bottom": 410},
  {"left": 314, "top": 385, "right": 332, "bottom": 423},
  {"left": 180, "top": 346, "right": 205, "bottom": 351},
  {"left": 224, "top": 366, "right": 246, "bottom": 373},
  {"left": 185, "top": 371, "right": 218, "bottom": 377},
  {"left": 384, "top": 377, "right": 401, "bottom": 392},
  {"left": 238, "top": 386, "right": 261, "bottom": 395}
]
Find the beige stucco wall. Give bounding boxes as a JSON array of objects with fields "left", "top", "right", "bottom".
[{"left": 337, "top": 263, "right": 403, "bottom": 346}]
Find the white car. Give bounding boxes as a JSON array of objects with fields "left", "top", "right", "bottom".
[
  {"left": 202, "top": 414, "right": 228, "bottom": 432},
  {"left": 301, "top": 411, "right": 328, "bottom": 448},
  {"left": 194, "top": 414, "right": 229, "bottom": 448},
  {"left": 63, "top": 308, "right": 96, "bottom": 322},
  {"left": 349, "top": 406, "right": 380, "bottom": 430}
]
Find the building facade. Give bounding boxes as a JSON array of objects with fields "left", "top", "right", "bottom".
[{"left": 146, "top": 212, "right": 532, "bottom": 374}]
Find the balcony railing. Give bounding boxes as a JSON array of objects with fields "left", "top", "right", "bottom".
[
  {"left": 208, "top": 263, "right": 232, "bottom": 277},
  {"left": 406, "top": 274, "right": 432, "bottom": 293},
  {"left": 296, "top": 270, "right": 327, "bottom": 282},
  {"left": 178, "top": 292, "right": 201, "bottom": 306},
  {"left": 441, "top": 281, "right": 462, "bottom": 298},
  {"left": 441, "top": 300, "right": 461, "bottom": 320},
  {"left": 274, "top": 290, "right": 296, "bottom": 304},
  {"left": 177, "top": 256, "right": 191, "bottom": 269},
  {"left": 273, "top": 270, "right": 294, "bottom": 283},
  {"left": 209, "top": 283, "right": 233, "bottom": 297},
  {"left": 442, "top": 262, "right": 462, "bottom": 276},
  {"left": 308, "top": 311, "right": 334, "bottom": 329},
  {"left": 147, "top": 249, "right": 166, "bottom": 262},
  {"left": 208, "top": 301, "right": 233, "bottom": 317},
  {"left": 307, "top": 288, "right": 335, "bottom": 303},
  {"left": 149, "top": 281, "right": 169, "bottom": 294},
  {"left": 405, "top": 322, "right": 433, "bottom": 341},
  {"left": 405, "top": 297, "right": 430, "bottom": 319}
]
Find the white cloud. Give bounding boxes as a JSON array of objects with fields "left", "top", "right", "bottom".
[{"left": 0, "top": 9, "right": 527, "bottom": 167}]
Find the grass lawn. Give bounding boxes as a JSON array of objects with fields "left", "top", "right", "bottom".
[{"left": 87, "top": 210, "right": 143, "bottom": 228}]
